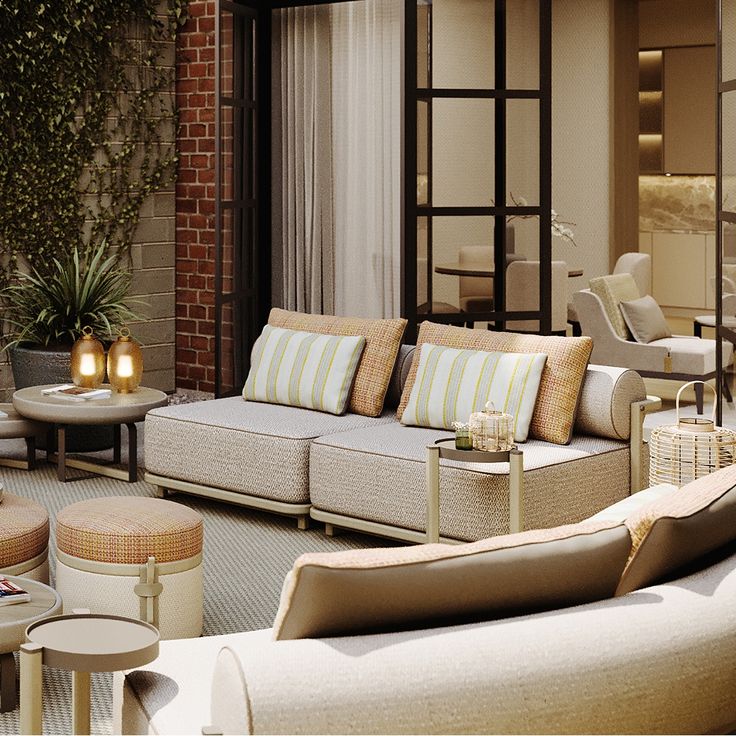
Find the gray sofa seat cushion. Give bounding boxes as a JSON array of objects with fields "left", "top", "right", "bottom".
[
  {"left": 145, "top": 397, "right": 394, "bottom": 504},
  {"left": 310, "top": 421, "right": 632, "bottom": 541}
]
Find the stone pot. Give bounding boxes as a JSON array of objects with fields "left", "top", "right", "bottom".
[{"left": 9, "top": 344, "right": 115, "bottom": 453}]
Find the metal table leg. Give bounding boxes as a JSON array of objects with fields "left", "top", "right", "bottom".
[
  {"left": 126, "top": 422, "right": 137, "bottom": 482},
  {"left": 57, "top": 424, "right": 67, "bottom": 482}
]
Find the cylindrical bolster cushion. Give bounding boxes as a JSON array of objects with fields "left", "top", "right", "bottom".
[
  {"left": 575, "top": 364, "right": 646, "bottom": 440},
  {"left": 384, "top": 345, "right": 416, "bottom": 410}
]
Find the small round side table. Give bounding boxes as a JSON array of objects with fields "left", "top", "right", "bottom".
[
  {"left": 426, "top": 439, "right": 524, "bottom": 543},
  {"left": 0, "top": 576, "right": 61, "bottom": 713},
  {"left": 20, "top": 611, "right": 160, "bottom": 735}
]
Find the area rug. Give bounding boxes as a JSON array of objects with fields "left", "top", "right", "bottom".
[{"left": 0, "top": 436, "right": 391, "bottom": 735}]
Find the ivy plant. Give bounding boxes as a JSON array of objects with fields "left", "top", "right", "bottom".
[{"left": 0, "top": 0, "right": 188, "bottom": 293}]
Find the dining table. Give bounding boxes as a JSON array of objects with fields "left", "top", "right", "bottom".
[{"left": 434, "top": 264, "right": 584, "bottom": 278}]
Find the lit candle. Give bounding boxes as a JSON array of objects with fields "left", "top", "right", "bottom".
[
  {"left": 79, "top": 353, "right": 97, "bottom": 377},
  {"left": 116, "top": 355, "right": 134, "bottom": 378}
]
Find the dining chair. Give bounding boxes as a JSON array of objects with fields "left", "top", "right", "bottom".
[
  {"left": 459, "top": 225, "right": 520, "bottom": 327},
  {"left": 505, "top": 260, "right": 568, "bottom": 335}
]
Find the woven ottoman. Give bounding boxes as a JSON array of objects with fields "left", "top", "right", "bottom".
[
  {"left": 0, "top": 491, "right": 49, "bottom": 583},
  {"left": 55, "top": 497, "right": 204, "bottom": 640}
]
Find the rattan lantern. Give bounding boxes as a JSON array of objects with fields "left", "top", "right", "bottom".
[
  {"left": 649, "top": 381, "right": 736, "bottom": 487},
  {"left": 70, "top": 326, "right": 106, "bottom": 388},
  {"left": 468, "top": 401, "right": 514, "bottom": 452},
  {"left": 107, "top": 327, "right": 143, "bottom": 393}
]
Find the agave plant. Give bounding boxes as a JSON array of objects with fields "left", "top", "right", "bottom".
[{"left": 2, "top": 240, "right": 142, "bottom": 349}]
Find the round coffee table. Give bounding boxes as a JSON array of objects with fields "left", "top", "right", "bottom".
[
  {"left": 13, "top": 385, "right": 167, "bottom": 482},
  {"left": 0, "top": 576, "right": 61, "bottom": 713},
  {"left": 21, "top": 612, "right": 159, "bottom": 735}
]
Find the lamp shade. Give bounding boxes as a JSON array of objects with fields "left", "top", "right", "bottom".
[
  {"left": 70, "top": 326, "right": 106, "bottom": 388},
  {"left": 107, "top": 327, "right": 143, "bottom": 393}
]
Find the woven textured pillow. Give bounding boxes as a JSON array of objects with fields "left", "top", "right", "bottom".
[
  {"left": 589, "top": 273, "right": 640, "bottom": 339},
  {"left": 244, "top": 325, "right": 365, "bottom": 415},
  {"left": 619, "top": 295, "right": 672, "bottom": 344},
  {"left": 273, "top": 520, "right": 631, "bottom": 640},
  {"left": 397, "top": 322, "right": 593, "bottom": 445},
  {"left": 400, "top": 343, "right": 546, "bottom": 441},
  {"left": 268, "top": 308, "right": 407, "bottom": 417},
  {"left": 616, "top": 464, "right": 736, "bottom": 595}
]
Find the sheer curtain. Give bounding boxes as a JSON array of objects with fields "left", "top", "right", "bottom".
[
  {"left": 272, "top": 0, "right": 402, "bottom": 318},
  {"left": 272, "top": 6, "right": 334, "bottom": 315}
]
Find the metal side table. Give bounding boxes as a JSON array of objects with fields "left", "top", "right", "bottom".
[
  {"left": 20, "top": 611, "right": 159, "bottom": 735},
  {"left": 426, "top": 439, "right": 524, "bottom": 544}
]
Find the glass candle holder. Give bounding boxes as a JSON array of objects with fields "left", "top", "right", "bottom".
[
  {"left": 70, "top": 326, "right": 105, "bottom": 388},
  {"left": 107, "top": 327, "right": 143, "bottom": 393},
  {"left": 452, "top": 422, "right": 472, "bottom": 451}
]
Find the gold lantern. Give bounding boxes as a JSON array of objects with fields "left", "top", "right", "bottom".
[
  {"left": 468, "top": 401, "right": 515, "bottom": 452},
  {"left": 107, "top": 327, "right": 143, "bottom": 393},
  {"left": 70, "top": 326, "right": 106, "bottom": 388}
]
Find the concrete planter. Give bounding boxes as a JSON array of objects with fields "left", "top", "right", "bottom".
[{"left": 9, "top": 345, "right": 114, "bottom": 453}]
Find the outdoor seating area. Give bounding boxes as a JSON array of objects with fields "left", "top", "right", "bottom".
[{"left": 3, "top": 0, "right": 736, "bottom": 734}]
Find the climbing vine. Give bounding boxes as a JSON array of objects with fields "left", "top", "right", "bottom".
[{"left": 0, "top": 0, "right": 188, "bottom": 289}]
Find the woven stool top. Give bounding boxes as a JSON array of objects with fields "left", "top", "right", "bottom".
[
  {"left": 57, "top": 497, "right": 203, "bottom": 564},
  {"left": 0, "top": 493, "right": 49, "bottom": 568}
]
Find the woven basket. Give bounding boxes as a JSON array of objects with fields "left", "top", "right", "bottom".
[{"left": 649, "top": 381, "right": 736, "bottom": 487}]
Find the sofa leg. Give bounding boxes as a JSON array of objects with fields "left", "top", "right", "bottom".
[
  {"left": 297, "top": 516, "right": 309, "bottom": 531},
  {"left": 325, "top": 523, "right": 337, "bottom": 537},
  {"left": 154, "top": 486, "right": 169, "bottom": 499}
]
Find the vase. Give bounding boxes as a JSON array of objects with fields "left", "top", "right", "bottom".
[{"left": 9, "top": 345, "right": 115, "bottom": 453}]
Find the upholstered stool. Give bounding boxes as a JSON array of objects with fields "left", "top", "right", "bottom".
[
  {"left": 55, "top": 497, "right": 203, "bottom": 640},
  {"left": 0, "top": 491, "right": 50, "bottom": 583},
  {"left": 0, "top": 404, "right": 44, "bottom": 470}
]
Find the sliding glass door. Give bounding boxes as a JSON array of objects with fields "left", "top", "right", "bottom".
[
  {"left": 404, "top": 0, "right": 552, "bottom": 340},
  {"left": 214, "top": 0, "right": 270, "bottom": 397},
  {"left": 717, "top": 0, "right": 736, "bottom": 422}
]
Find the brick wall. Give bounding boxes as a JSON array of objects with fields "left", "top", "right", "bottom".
[{"left": 175, "top": 0, "right": 217, "bottom": 396}]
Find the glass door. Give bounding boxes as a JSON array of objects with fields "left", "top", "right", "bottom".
[
  {"left": 215, "top": 0, "right": 270, "bottom": 397},
  {"left": 717, "top": 0, "right": 736, "bottom": 422},
  {"left": 403, "top": 0, "right": 552, "bottom": 340}
]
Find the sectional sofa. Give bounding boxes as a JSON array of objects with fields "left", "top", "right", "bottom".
[
  {"left": 116, "top": 469, "right": 736, "bottom": 735},
  {"left": 145, "top": 339, "right": 658, "bottom": 543}
]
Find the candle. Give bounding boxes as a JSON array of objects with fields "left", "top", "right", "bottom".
[
  {"left": 79, "top": 353, "right": 97, "bottom": 377},
  {"left": 116, "top": 355, "right": 134, "bottom": 378}
]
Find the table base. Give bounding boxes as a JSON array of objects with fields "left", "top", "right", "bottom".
[
  {"left": 46, "top": 423, "right": 138, "bottom": 483},
  {"left": 0, "top": 651, "right": 16, "bottom": 713}
]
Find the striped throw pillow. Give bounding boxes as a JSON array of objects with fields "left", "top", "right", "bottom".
[
  {"left": 243, "top": 325, "right": 366, "bottom": 415},
  {"left": 400, "top": 343, "right": 547, "bottom": 441}
]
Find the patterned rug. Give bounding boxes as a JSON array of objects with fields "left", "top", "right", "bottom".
[{"left": 0, "top": 431, "right": 391, "bottom": 734}]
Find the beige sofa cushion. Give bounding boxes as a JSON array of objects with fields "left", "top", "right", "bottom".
[
  {"left": 617, "top": 464, "right": 736, "bottom": 595},
  {"left": 619, "top": 295, "right": 672, "bottom": 343},
  {"left": 273, "top": 520, "right": 631, "bottom": 640},
  {"left": 590, "top": 273, "right": 640, "bottom": 339},
  {"left": 397, "top": 322, "right": 592, "bottom": 444},
  {"left": 268, "top": 308, "right": 407, "bottom": 417}
]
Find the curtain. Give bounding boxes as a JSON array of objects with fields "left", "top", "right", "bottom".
[
  {"left": 272, "top": 7, "right": 334, "bottom": 315},
  {"left": 331, "top": 0, "right": 402, "bottom": 318},
  {"left": 273, "top": 1, "right": 401, "bottom": 318}
]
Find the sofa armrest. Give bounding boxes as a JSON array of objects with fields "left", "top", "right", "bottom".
[{"left": 575, "top": 364, "right": 647, "bottom": 441}]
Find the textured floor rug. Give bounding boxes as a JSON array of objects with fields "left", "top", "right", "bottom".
[{"left": 0, "top": 434, "right": 391, "bottom": 735}]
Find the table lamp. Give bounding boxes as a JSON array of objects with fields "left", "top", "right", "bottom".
[
  {"left": 107, "top": 327, "right": 143, "bottom": 393},
  {"left": 71, "top": 326, "right": 106, "bottom": 388}
]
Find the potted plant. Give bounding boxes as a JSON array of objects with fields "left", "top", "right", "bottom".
[{"left": 2, "top": 240, "right": 141, "bottom": 451}]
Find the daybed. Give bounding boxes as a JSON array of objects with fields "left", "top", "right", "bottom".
[
  {"left": 115, "top": 469, "right": 736, "bottom": 735},
  {"left": 145, "top": 336, "right": 656, "bottom": 543}
]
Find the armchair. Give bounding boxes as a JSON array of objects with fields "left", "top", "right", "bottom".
[{"left": 574, "top": 289, "right": 733, "bottom": 414}]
